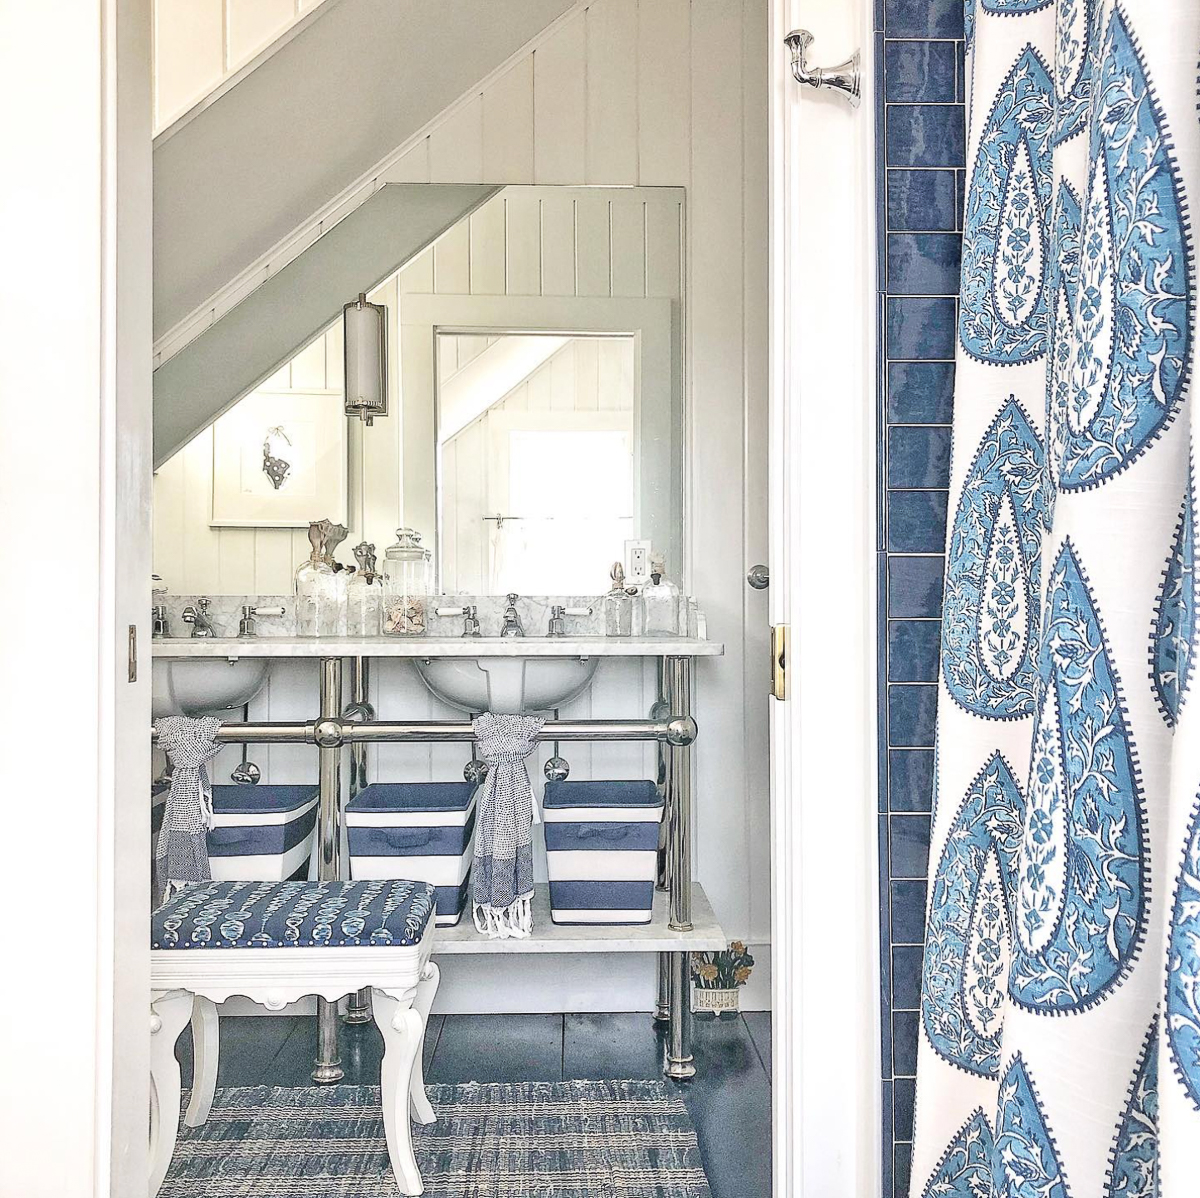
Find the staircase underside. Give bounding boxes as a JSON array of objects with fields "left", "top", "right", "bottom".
[
  {"left": 153, "top": 0, "right": 576, "bottom": 337},
  {"left": 153, "top": 183, "right": 497, "bottom": 467}
]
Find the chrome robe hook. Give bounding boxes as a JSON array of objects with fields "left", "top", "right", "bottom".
[{"left": 784, "top": 29, "right": 861, "bottom": 108}]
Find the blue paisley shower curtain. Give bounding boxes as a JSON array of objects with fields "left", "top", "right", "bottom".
[{"left": 910, "top": 0, "right": 1200, "bottom": 1195}]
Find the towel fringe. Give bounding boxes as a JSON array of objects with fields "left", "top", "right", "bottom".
[{"left": 473, "top": 893, "right": 534, "bottom": 939}]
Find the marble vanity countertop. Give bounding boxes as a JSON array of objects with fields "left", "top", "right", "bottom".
[{"left": 151, "top": 635, "right": 725, "bottom": 660}]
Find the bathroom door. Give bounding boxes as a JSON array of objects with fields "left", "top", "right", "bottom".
[{"left": 767, "top": 0, "right": 880, "bottom": 1194}]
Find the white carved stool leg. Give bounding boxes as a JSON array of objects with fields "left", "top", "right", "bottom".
[
  {"left": 408, "top": 962, "right": 440, "bottom": 1125},
  {"left": 184, "top": 996, "right": 219, "bottom": 1128},
  {"left": 149, "top": 990, "right": 195, "bottom": 1198},
  {"left": 372, "top": 991, "right": 425, "bottom": 1196}
]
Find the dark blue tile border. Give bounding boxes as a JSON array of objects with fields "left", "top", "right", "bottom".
[{"left": 877, "top": 18, "right": 963, "bottom": 1191}]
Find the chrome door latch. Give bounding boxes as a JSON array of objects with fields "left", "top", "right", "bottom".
[{"left": 785, "top": 29, "right": 861, "bottom": 108}]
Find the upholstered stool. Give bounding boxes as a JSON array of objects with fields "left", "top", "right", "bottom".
[{"left": 149, "top": 878, "right": 439, "bottom": 1197}]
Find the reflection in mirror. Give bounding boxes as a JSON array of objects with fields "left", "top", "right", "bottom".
[{"left": 437, "top": 333, "right": 635, "bottom": 595}]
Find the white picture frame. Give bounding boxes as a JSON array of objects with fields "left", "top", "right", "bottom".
[{"left": 210, "top": 390, "right": 348, "bottom": 527}]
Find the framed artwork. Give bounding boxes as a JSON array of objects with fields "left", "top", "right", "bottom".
[{"left": 210, "top": 390, "right": 347, "bottom": 527}]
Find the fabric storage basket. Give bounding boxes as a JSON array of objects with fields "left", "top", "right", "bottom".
[
  {"left": 346, "top": 782, "right": 477, "bottom": 926},
  {"left": 543, "top": 780, "right": 664, "bottom": 925},
  {"left": 206, "top": 785, "right": 319, "bottom": 882}
]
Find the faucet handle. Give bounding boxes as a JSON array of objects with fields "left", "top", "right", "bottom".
[{"left": 506, "top": 592, "right": 520, "bottom": 605}]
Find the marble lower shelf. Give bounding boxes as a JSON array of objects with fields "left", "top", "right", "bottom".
[{"left": 433, "top": 884, "right": 724, "bottom": 955}]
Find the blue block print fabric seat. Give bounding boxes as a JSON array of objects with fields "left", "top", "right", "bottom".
[{"left": 151, "top": 878, "right": 436, "bottom": 950}]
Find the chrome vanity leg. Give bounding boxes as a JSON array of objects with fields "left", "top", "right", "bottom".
[
  {"left": 665, "top": 655, "right": 695, "bottom": 1081},
  {"left": 345, "top": 656, "right": 374, "bottom": 1026},
  {"left": 654, "top": 658, "right": 672, "bottom": 1025},
  {"left": 313, "top": 656, "right": 345, "bottom": 1084}
]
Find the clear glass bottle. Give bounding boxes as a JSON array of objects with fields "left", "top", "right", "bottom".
[
  {"left": 295, "top": 520, "right": 338, "bottom": 636},
  {"left": 642, "top": 553, "right": 683, "bottom": 636},
  {"left": 382, "top": 528, "right": 431, "bottom": 636},
  {"left": 345, "top": 542, "right": 382, "bottom": 636},
  {"left": 323, "top": 522, "right": 350, "bottom": 636},
  {"left": 604, "top": 562, "right": 634, "bottom": 636}
]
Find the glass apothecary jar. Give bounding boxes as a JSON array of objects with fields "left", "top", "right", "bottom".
[
  {"left": 382, "top": 528, "right": 431, "bottom": 636},
  {"left": 295, "top": 521, "right": 340, "bottom": 636},
  {"left": 346, "top": 542, "right": 383, "bottom": 636}
]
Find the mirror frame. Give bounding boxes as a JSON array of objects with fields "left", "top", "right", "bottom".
[{"left": 396, "top": 294, "right": 682, "bottom": 593}]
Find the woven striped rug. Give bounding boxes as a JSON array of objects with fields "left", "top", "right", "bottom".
[{"left": 159, "top": 1080, "right": 712, "bottom": 1197}]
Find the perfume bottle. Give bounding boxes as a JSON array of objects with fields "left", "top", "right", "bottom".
[
  {"left": 322, "top": 522, "right": 350, "bottom": 636},
  {"left": 345, "top": 542, "right": 382, "bottom": 636},
  {"left": 604, "top": 562, "right": 636, "bottom": 636},
  {"left": 295, "top": 520, "right": 337, "bottom": 636},
  {"left": 642, "top": 552, "right": 683, "bottom": 636}
]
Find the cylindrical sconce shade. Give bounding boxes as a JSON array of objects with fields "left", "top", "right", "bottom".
[{"left": 344, "top": 292, "right": 388, "bottom": 424}]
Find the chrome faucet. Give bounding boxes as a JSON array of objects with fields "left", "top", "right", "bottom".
[
  {"left": 500, "top": 593, "right": 524, "bottom": 638},
  {"left": 434, "top": 604, "right": 481, "bottom": 636},
  {"left": 151, "top": 604, "right": 171, "bottom": 639},
  {"left": 238, "top": 603, "right": 286, "bottom": 638},
  {"left": 181, "top": 596, "right": 216, "bottom": 638}
]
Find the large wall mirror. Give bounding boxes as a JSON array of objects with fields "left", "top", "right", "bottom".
[{"left": 153, "top": 185, "right": 685, "bottom": 597}]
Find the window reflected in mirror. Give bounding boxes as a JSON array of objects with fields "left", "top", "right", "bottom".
[{"left": 437, "top": 333, "right": 636, "bottom": 595}]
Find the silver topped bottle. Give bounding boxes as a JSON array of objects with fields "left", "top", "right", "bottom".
[
  {"left": 641, "top": 552, "right": 683, "bottom": 636},
  {"left": 345, "top": 542, "right": 382, "bottom": 636}
]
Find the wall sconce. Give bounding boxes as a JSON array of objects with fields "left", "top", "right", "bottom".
[{"left": 343, "top": 292, "right": 388, "bottom": 425}]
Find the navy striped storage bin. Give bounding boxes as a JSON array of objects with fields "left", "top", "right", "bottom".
[
  {"left": 346, "top": 783, "right": 477, "bottom": 927},
  {"left": 207, "top": 785, "right": 319, "bottom": 881},
  {"left": 543, "top": 780, "right": 664, "bottom": 925}
]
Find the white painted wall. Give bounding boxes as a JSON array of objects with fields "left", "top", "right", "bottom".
[
  {"left": 153, "top": 0, "right": 770, "bottom": 1010},
  {"left": 152, "top": 0, "right": 332, "bottom": 132}
]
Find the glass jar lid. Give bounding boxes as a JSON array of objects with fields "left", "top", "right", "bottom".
[{"left": 385, "top": 527, "right": 430, "bottom": 561}]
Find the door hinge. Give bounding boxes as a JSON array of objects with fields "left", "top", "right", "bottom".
[
  {"left": 128, "top": 624, "right": 138, "bottom": 683},
  {"left": 770, "top": 623, "right": 788, "bottom": 701}
]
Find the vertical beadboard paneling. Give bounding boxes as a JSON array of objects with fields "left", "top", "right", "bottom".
[
  {"left": 585, "top": 0, "right": 639, "bottom": 184},
  {"left": 504, "top": 194, "right": 543, "bottom": 296},
  {"left": 469, "top": 198, "right": 507, "bottom": 295},
  {"left": 433, "top": 219, "right": 472, "bottom": 295},
  {"left": 574, "top": 194, "right": 611, "bottom": 297},
  {"left": 153, "top": 0, "right": 224, "bottom": 129},
  {"left": 482, "top": 59, "right": 535, "bottom": 184},
  {"left": 645, "top": 200, "right": 683, "bottom": 299},
  {"left": 429, "top": 95, "right": 485, "bottom": 184},
  {"left": 636, "top": 0, "right": 691, "bottom": 185},
  {"left": 225, "top": 0, "right": 295, "bottom": 71},
  {"left": 532, "top": 18, "right": 587, "bottom": 184},
  {"left": 540, "top": 196, "right": 577, "bottom": 295},
  {"left": 609, "top": 199, "right": 647, "bottom": 297},
  {"left": 182, "top": 430, "right": 220, "bottom": 590}
]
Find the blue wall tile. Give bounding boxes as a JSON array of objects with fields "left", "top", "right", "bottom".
[
  {"left": 892, "top": 1010, "right": 919, "bottom": 1076},
  {"left": 887, "top": 105, "right": 966, "bottom": 167},
  {"left": 889, "top": 749, "right": 935, "bottom": 812},
  {"left": 887, "top": 361, "right": 956, "bottom": 423},
  {"left": 892, "top": 946, "right": 924, "bottom": 1010},
  {"left": 891, "top": 880, "right": 928, "bottom": 944},
  {"left": 887, "top": 556, "right": 945, "bottom": 618},
  {"left": 894, "top": 1078, "right": 916, "bottom": 1141},
  {"left": 884, "top": 0, "right": 964, "bottom": 37},
  {"left": 888, "top": 619, "right": 941, "bottom": 682},
  {"left": 887, "top": 491, "right": 949, "bottom": 553},
  {"left": 886, "top": 297, "right": 957, "bottom": 360},
  {"left": 887, "top": 233, "right": 962, "bottom": 295},
  {"left": 887, "top": 170, "right": 958, "bottom": 231},
  {"left": 878, "top": 23, "right": 963, "bottom": 1189},
  {"left": 885, "top": 40, "right": 958, "bottom": 102},
  {"left": 888, "top": 426, "right": 952, "bottom": 488},
  {"left": 888, "top": 684, "right": 938, "bottom": 747},
  {"left": 890, "top": 814, "right": 931, "bottom": 878}
]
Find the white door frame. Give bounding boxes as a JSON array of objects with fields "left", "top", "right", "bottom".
[
  {"left": 0, "top": 3, "right": 153, "bottom": 1195},
  {"left": 768, "top": 0, "right": 881, "bottom": 1195}
]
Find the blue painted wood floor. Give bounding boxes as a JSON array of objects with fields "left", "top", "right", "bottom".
[{"left": 178, "top": 1011, "right": 772, "bottom": 1198}]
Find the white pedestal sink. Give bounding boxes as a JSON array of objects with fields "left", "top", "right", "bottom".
[
  {"left": 152, "top": 656, "right": 270, "bottom": 718},
  {"left": 413, "top": 653, "right": 599, "bottom": 714}
]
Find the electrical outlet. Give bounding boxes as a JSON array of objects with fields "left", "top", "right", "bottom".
[{"left": 625, "top": 540, "right": 652, "bottom": 584}]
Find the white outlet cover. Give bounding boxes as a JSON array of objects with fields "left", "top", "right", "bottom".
[{"left": 625, "top": 539, "right": 652, "bottom": 584}]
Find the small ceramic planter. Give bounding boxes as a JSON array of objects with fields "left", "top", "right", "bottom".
[{"left": 692, "top": 984, "right": 741, "bottom": 1020}]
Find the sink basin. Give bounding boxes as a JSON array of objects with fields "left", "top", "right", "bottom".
[
  {"left": 152, "top": 656, "right": 270, "bottom": 718},
  {"left": 413, "top": 654, "right": 599, "bottom": 714}
]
